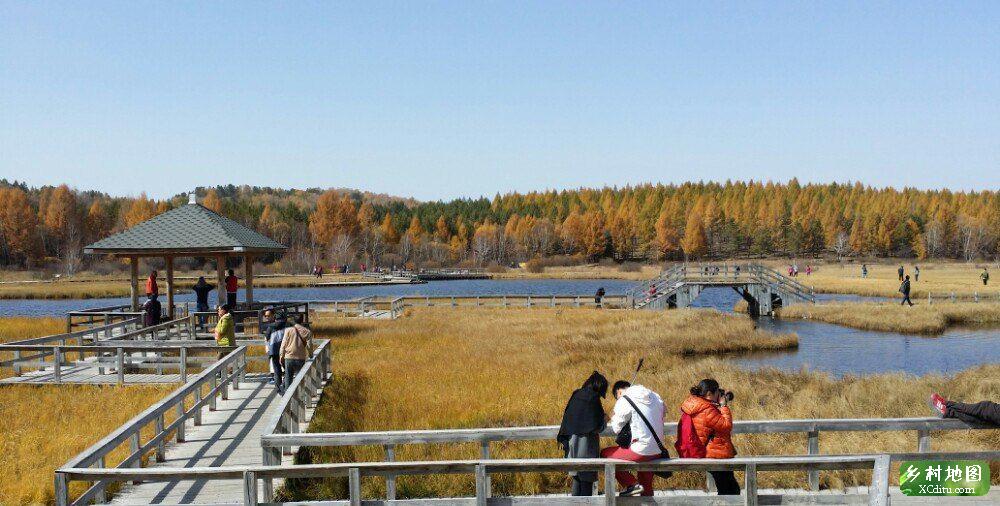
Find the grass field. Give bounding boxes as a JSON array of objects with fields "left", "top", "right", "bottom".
[
  {"left": 760, "top": 260, "right": 1000, "bottom": 299},
  {"left": 779, "top": 301, "right": 1000, "bottom": 334},
  {"left": 0, "top": 384, "right": 173, "bottom": 504},
  {"left": 283, "top": 308, "right": 998, "bottom": 500}
]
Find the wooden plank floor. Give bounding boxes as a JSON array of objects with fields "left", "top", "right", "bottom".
[{"left": 110, "top": 372, "right": 321, "bottom": 505}]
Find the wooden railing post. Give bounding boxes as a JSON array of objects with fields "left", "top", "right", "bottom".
[
  {"left": 53, "top": 346, "right": 62, "bottom": 383},
  {"left": 480, "top": 441, "right": 492, "bottom": 498},
  {"left": 176, "top": 401, "right": 186, "bottom": 442},
  {"left": 475, "top": 464, "right": 488, "bottom": 506},
  {"left": 54, "top": 472, "right": 69, "bottom": 506},
  {"left": 807, "top": 430, "right": 820, "bottom": 491},
  {"left": 243, "top": 470, "right": 258, "bottom": 506},
  {"left": 917, "top": 429, "right": 931, "bottom": 452},
  {"left": 117, "top": 347, "right": 125, "bottom": 385},
  {"left": 179, "top": 348, "right": 188, "bottom": 383},
  {"left": 209, "top": 376, "right": 218, "bottom": 411},
  {"left": 154, "top": 415, "right": 165, "bottom": 462},
  {"left": 745, "top": 463, "right": 758, "bottom": 506},
  {"left": 604, "top": 463, "right": 617, "bottom": 505},
  {"left": 870, "top": 455, "right": 891, "bottom": 506},
  {"left": 384, "top": 444, "right": 397, "bottom": 500},
  {"left": 12, "top": 350, "right": 21, "bottom": 376},
  {"left": 348, "top": 467, "right": 362, "bottom": 506}
]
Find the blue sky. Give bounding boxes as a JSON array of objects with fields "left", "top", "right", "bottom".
[{"left": 2, "top": 2, "right": 998, "bottom": 200}]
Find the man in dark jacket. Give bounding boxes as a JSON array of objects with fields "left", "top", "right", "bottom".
[
  {"left": 594, "top": 287, "right": 606, "bottom": 307},
  {"left": 558, "top": 371, "right": 609, "bottom": 496},
  {"left": 192, "top": 277, "right": 215, "bottom": 330},
  {"left": 899, "top": 275, "right": 913, "bottom": 306},
  {"left": 142, "top": 295, "right": 162, "bottom": 326},
  {"left": 898, "top": 265, "right": 905, "bottom": 281}
]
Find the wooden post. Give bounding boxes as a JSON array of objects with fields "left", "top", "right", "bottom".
[
  {"left": 154, "top": 415, "right": 165, "bottom": 461},
  {"left": 745, "top": 463, "right": 758, "bottom": 506},
  {"left": 870, "top": 455, "right": 891, "bottom": 506},
  {"left": 808, "top": 430, "right": 820, "bottom": 491},
  {"left": 475, "top": 464, "right": 488, "bottom": 506},
  {"left": 348, "top": 467, "right": 361, "bottom": 506},
  {"left": 243, "top": 471, "right": 258, "bottom": 506},
  {"left": 54, "top": 473, "right": 69, "bottom": 506},
  {"left": 180, "top": 348, "right": 188, "bottom": 383},
  {"left": 117, "top": 348, "right": 125, "bottom": 385},
  {"left": 604, "top": 463, "right": 616, "bottom": 505},
  {"left": 166, "top": 256, "right": 175, "bottom": 319},
  {"left": 176, "top": 401, "right": 186, "bottom": 442},
  {"left": 217, "top": 254, "right": 227, "bottom": 307},
  {"left": 917, "top": 430, "right": 931, "bottom": 452},
  {"left": 245, "top": 254, "right": 254, "bottom": 305},
  {"left": 130, "top": 256, "right": 139, "bottom": 311},
  {"left": 384, "top": 445, "right": 397, "bottom": 500},
  {"left": 53, "top": 347, "right": 62, "bottom": 383},
  {"left": 480, "top": 441, "right": 492, "bottom": 498}
]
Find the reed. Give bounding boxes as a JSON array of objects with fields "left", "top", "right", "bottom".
[
  {"left": 0, "top": 384, "right": 173, "bottom": 504},
  {"left": 284, "top": 308, "right": 986, "bottom": 498},
  {"left": 779, "top": 301, "right": 1000, "bottom": 334}
]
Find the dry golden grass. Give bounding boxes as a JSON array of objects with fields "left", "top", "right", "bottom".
[
  {"left": 0, "top": 317, "right": 64, "bottom": 344},
  {"left": 0, "top": 273, "right": 376, "bottom": 299},
  {"left": 0, "top": 384, "right": 173, "bottom": 505},
  {"left": 284, "top": 308, "right": 997, "bottom": 500},
  {"left": 780, "top": 302, "right": 1000, "bottom": 334},
  {"left": 762, "top": 260, "right": 1000, "bottom": 299}
]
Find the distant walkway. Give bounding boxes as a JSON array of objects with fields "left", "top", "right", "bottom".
[
  {"left": 110, "top": 373, "right": 320, "bottom": 504},
  {"left": 0, "top": 356, "right": 182, "bottom": 385}
]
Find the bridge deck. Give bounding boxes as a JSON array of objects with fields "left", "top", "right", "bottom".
[{"left": 110, "top": 373, "right": 318, "bottom": 505}]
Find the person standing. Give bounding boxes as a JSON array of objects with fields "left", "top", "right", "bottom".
[
  {"left": 914, "top": 265, "right": 920, "bottom": 282},
  {"left": 898, "top": 265, "right": 905, "bottom": 281},
  {"left": 557, "top": 371, "right": 609, "bottom": 496},
  {"left": 861, "top": 264, "right": 868, "bottom": 279},
  {"left": 680, "top": 379, "right": 739, "bottom": 495},
  {"left": 982, "top": 268, "right": 990, "bottom": 286},
  {"left": 899, "top": 275, "right": 913, "bottom": 306},
  {"left": 594, "top": 287, "right": 606, "bottom": 307},
  {"left": 225, "top": 269, "right": 239, "bottom": 308},
  {"left": 214, "top": 304, "right": 235, "bottom": 360},
  {"left": 267, "top": 314, "right": 287, "bottom": 393},
  {"left": 142, "top": 294, "right": 162, "bottom": 327},
  {"left": 600, "top": 381, "right": 666, "bottom": 497},
  {"left": 145, "top": 270, "right": 159, "bottom": 297},
  {"left": 192, "top": 277, "right": 215, "bottom": 330},
  {"left": 279, "top": 316, "right": 313, "bottom": 390}
]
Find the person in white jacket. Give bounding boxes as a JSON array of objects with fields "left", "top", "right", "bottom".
[{"left": 600, "top": 381, "right": 666, "bottom": 497}]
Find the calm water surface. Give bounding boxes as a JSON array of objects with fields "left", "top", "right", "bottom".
[{"left": 3, "top": 281, "right": 996, "bottom": 378}]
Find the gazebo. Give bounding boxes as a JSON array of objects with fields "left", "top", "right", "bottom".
[{"left": 84, "top": 193, "right": 287, "bottom": 318}]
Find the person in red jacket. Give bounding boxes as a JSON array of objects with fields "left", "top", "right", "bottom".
[
  {"left": 680, "top": 378, "right": 739, "bottom": 495},
  {"left": 224, "top": 269, "right": 239, "bottom": 308},
  {"left": 145, "top": 270, "right": 158, "bottom": 297}
]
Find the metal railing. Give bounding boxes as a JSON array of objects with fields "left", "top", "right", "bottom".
[
  {"left": 55, "top": 454, "right": 893, "bottom": 506},
  {"left": 261, "top": 416, "right": 998, "bottom": 497},
  {"left": 54, "top": 346, "right": 248, "bottom": 505},
  {"left": 626, "top": 263, "right": 817, "bottom": 309}
]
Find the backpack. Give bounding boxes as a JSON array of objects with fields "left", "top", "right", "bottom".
[{"left": 674, "top": 411, "right": 707, "bottom": 458}]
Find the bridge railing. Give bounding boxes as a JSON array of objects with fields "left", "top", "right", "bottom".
[
  {"left": 259, "top": 339, "right": 333, "bottom": 500},
  {"left": 55, "top": 346, "right": 248, "bottom": 506},
  {"left": 66, "top": 309, "right": 145, "bottom": 333},
  {"left": 0, "top": 342, "right": 238, "bottom": 384},
  {"left": 260, "top": 416, "right": 997, "bottom": 498},
  {"left": 398, "top": 294, "right": 628, "bottom": 309},
  {"left": 55, "top": 454, "right": 892, "bottom": 506}
]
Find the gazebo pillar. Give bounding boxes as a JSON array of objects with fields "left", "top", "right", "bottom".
[
  {"left": 165, "top": 256, "right": 175, "bottom": 319},
  {"left": 129, "top": 256, "right": 139, "bottom": 311},
  {"left": 216, "top": 254, "right": 227, "bottom": 307},
  {"left": 244, "top": 254, "right": 254, "bottom": 305}
]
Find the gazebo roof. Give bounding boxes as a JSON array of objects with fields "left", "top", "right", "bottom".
[{"left": 84, "top": 201, "right": 286, "bottom": 256}]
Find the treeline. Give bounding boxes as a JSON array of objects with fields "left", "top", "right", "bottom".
[{"left": 0, "top": 179, "right": 997, "bottom": 272}]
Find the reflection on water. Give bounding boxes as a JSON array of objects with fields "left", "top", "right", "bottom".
[
  {"left": 737, "top": 318, "right": 1000, "bottom": 377},
  {"left": 0, "top": 279, "right": 636, "bottom": 317}
]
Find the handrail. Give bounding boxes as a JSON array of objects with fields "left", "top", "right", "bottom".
[
  {"left": 56, "top": 346, "right": 248, "bottom": 505},
  {"left": 56, "top": 454, "right": 894, "bottom": 506},
  {"left": 0, "top": 318, "right": 139, "bottom": 347},
  {"left": 259, "top": 339, "right": 332, "bottom": 500}
]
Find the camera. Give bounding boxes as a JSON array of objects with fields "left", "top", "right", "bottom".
[{"left": 719, "top": 389, "right": 734, "bottom": 402}]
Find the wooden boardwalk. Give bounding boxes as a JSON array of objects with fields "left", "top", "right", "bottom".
[
  {"left": 109, "top": 373, "right": 320, "bottom": 505},
  {"left": 0, "top": 358, "right": 183, "bottom": 385}
]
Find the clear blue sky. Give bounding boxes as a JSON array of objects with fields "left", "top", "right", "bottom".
[{"left": 2, "top": 2, "right": 998, "bottom": 200}]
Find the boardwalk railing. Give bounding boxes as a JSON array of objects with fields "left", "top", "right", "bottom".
[
  {"left": 189, "top": 301, "right": 311, "bottom": 337},
  {"left": 626, "top": 263, "right": 816, "bottom": 309},
  {"left": 56, "top": 454, "right": 892, "bottom": 505},
  {"left": 0, "top": 342, "right": 238, "bottom": 384},
  {"left": 1, "top": 318, "right": 139, "bottom": 348},
  {"left": 259, "top": 339, "right": 333, "bottom": 500},
  {"left": 55, "top": 346, "right": 248, "bottom": 506},
  {"left": 261, "top": 416, "right": 998, "bottom": 497}
]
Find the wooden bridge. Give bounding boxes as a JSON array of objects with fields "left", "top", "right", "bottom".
[{"left": 626, "top": 263, "right": 816, "bottom": 316}]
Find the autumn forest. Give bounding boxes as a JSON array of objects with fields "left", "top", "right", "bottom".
[{"left": 0, "top": 179, "right": 997, "bottom": 273}]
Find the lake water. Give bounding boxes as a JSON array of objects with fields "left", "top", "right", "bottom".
[{"left": 2, "top": 281, "right": 996, "bottom": 378}]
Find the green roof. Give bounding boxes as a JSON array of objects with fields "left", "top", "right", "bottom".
[{"left": 84, "top": 203, "right": 286, "bottom": 255}]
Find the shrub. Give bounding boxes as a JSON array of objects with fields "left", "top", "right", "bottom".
[{"left": 525, "top": 258, "right": 545, "bottom": 273}]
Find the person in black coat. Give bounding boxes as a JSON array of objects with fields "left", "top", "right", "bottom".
[
  {"left": 558, "top": 371, "right": 609, "bottom": 496},
  {"left": 899, "top": 275, "right": 913, "bottom": 306}
]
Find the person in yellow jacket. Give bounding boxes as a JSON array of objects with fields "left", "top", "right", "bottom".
[{"left": 214, "top": 304, "right": 235, "bottom": 359}]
